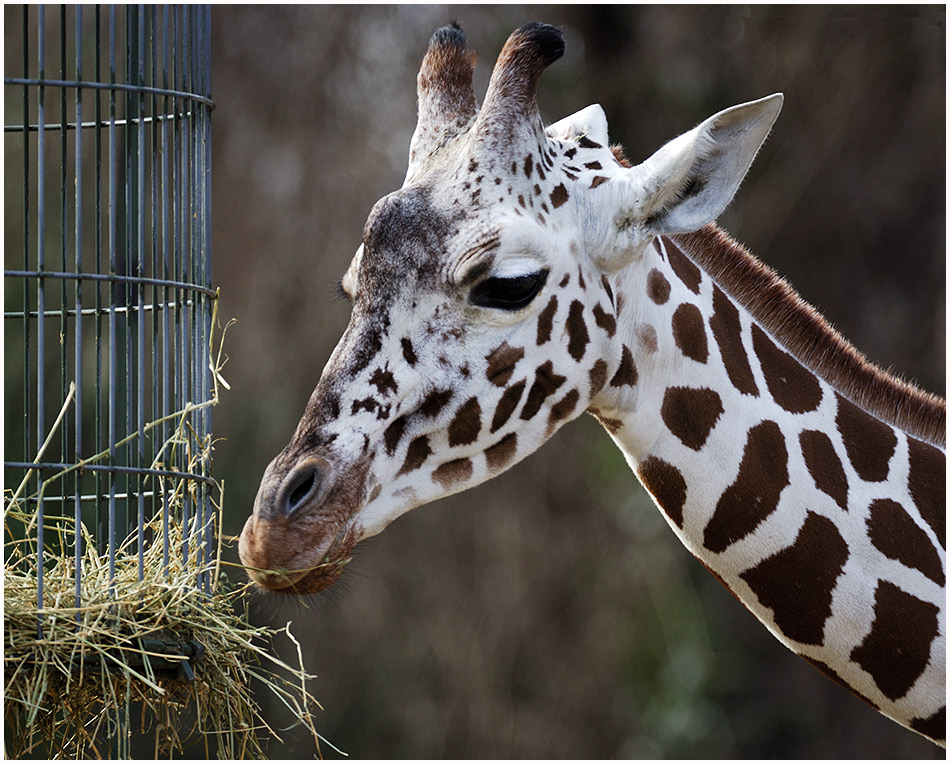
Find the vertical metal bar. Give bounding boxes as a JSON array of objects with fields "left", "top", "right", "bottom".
[
  {"left": 149, "top": 4, "right": 160, "bottom": 573},
  {"left": 199, "top": 5, "right": 212, "bottom": 594},
  {"left": 187, "top": 6, "right": 201, "bottom": 591},
  {"left": 20, "top": 8, "right": 32, "bottom": 579},
  {"left": 160, "top": 4, "right": 171, "bottom": 576},
  {"left": 132, "top": 4, "right": 147, "bottom": 582},
  {"left": 202, "top": 5, "right": 214, "bottom": 594},
  {"left": 74, "top": 5, "right": 85, "bottom": 611},
  {"left": 172, "top": 7, "right": 191, "bottom": 569},
  {"left": 59, "top": 7, "right": 70, "bottom": 492},
  {"left": 181, "top": 7, "right": 193, "bottom": 573},
  {"left": 21, "top": 0, "right": 31, "bottom": 475},
  {"left": 36, "top": 4, "right": 47, "bottom": 629},
  {"left": 93, "top": 4, "right": 105, "bottom": 558},
  {"left": 107, "top": 4, "right": 118, "bottom": 588}
]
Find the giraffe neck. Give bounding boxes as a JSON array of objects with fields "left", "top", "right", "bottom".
[{"left": 590, "top": 226, "right": 946, "bottom": 745}]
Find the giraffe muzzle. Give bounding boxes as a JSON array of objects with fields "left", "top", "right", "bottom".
[{"left": 239, "top": 454, "right": 362, "bottom": 593}]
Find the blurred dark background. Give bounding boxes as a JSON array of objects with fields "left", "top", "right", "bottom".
[{"left": 214, "top": 5, "right": 943, "bottom": 759}]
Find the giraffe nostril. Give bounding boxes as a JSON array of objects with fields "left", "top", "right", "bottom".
[{"left": 280, "top": 459, "right": 326, "bottom": 517}]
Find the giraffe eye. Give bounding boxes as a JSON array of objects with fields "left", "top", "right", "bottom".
[{"left": 470, "top": 269, "right": 549, "bottom": 311}]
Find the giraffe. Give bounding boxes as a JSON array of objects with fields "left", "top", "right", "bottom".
[{"left": 239, "top": 23, "right": 946, "bottom": 745}]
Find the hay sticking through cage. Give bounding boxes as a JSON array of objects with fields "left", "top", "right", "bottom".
[
  {"left": 4, "top": 512, "right": 329, "bottom": 759},
  {"left": 4, "top": 319, "right": 341, "bottom": 759}
]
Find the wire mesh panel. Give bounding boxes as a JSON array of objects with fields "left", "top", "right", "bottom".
[{"left": 4, "top": 5, "right": 215, "bottom": 625}]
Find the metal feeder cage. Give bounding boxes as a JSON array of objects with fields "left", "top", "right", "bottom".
[{"left": 4, "top": 4, "right": 215, "bottom": 629}]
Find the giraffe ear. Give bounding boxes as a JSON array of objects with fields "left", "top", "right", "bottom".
[
  {"left": 627, "top": 94, "right": 783, "bottom": 236},
  {"left": 546, "top": 104, "right": 610, "bottom": 145}
]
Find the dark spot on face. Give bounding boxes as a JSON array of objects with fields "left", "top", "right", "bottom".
[
  {"left": 590, "top": 175, "right": 609, "bottom": 189},
  {"left": 398, "top": 435, "right": 432, "bottom": 475},
  {"left": 432, "top": 457, "right": 473, "bottom": 490},
  {"left": 584, "top": 161, "right": 602, "bottom": 170},
  {"left": 664, "top": 237, "right": 702, "bottom": 294},
  {"left": 548, "top": 388, "right": 580, "bottom": 431},
  {"left": 867, "top": 499, "right": 945, "bottom": 586},
  {"left": 419, "top": 388, "right": 454, "bottom": 418},
  {"left": 671, "top": 303, "right": 708, "bottom": 363},
  {"left": 523, "top": 154, "right": 534, "bottom": 178},
  {"left": 384, "top": 415, "right": 408, "bottom": 455},
  {"left": 703, "top": 420, "right": 789, "bottom": 552},
  {"left": 448, "top": 397, "right": 482, "bottom": 447},
  {"left": 850, "top": 581, "right": 939, "bottom": 701},
  {"left": 660, "top": 387, "right": 723, "bottom": 451},
  {"left": 485, "top": 343, "right": 525, "bottom": 388},
  {"left": 609, "top": 344, "right": 638, "bottom": 388},
  {"left": 485, "top": 433, "right": 518, "bottom": 473},
  {"left": 346, "top": 323, "right": 385, "bottom": 377},
  {"left": 588, "top": 359, "right": 608, "bottom": 399},
  {"left": 566, "top": 301, "right": 590, "bottom": 361},
  {"left": 600, "top": 275, "right": 614, "bottom": 304},
  {"left": 592, "top": 303, "right": 616, "bottom": 338},
  {"left": 647, "top": 269, "right": 671, "bottom": 305},
  {"left": 799, "top": 430, "right": 849, "bottom": 511},
  {"left": 369, "top": 367, "right": 398, "bottom": 397},
  {"left": 351, "top": 397, "right": 380, "bottom": 416},
  {"left": 521, "top": 361, "right": 566, "bottom": 421},
  {"left": 710, "top": 285, "right": 759, "bottom": 396},
  {"left": 533, "top": 183, "right": 542, "bottom": 196},
  {"left": 578, "top": 136, "right": 602, "bottom": 149},
  {"left": 550, "top": 183, "right": 569, "bottom": 209},
  {"left": 637, "top": 456, "right": 688, "bottom": 528},
  {"left": 491, "top": 379, "right": 526, "bottom": 433},
  {"left": 518, "top": 194, "right": 526, "bottom": 208},
  {"left": 907, "top": 437, "right": 946, "bottom": 548},
  {"left": 835, "top": 394, "right": 897, "bottom": 482},
  {"left": 577, "top": 265, "right": 586, "bottom": 290},
  {"left": 559, "top": 273, "right": 570, "bottom": 288},
  {"left": 536, "top": 295, "right": 558, "bottom": 346},
  {"left": 636, "top": 324, "right": 658, "bottom": 354},
  {"left": 740, "top": 511, "right": 849, "bottom": 645},
  {"left": 752, "top": 325, "right": 823, "bottom": 413},
  {"left": 564, "top": 147, "right": 577, "bottom": 160},
  {"left": 401, "top": 338, "right": 418, "bottom": 366}
]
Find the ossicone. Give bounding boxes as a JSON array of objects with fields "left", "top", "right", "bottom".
[
  {"left": 475, "top": 22, "right": 565, "bottom": 140},
  {"left": 408, "top": 22, "right": 479, "bottom": 175}
]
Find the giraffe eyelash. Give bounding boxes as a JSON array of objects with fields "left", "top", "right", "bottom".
[{"left": 334, "top": 277, "right": 353, "bottom": 303}]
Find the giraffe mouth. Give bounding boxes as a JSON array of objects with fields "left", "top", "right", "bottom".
[
  {"left": 239, "top": 454, "right": 367, "bottom": 594},
  {"left": 239, "top": 519, "right": 357, "bottom": 594}
]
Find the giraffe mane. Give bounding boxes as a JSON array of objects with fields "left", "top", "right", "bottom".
[{"left": 673, "top": 224, "right": 946, "bottom": 448}]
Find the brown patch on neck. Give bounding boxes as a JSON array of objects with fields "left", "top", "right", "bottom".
[{"left": 671, "top": 225, "right": 946, "bottom": 447}]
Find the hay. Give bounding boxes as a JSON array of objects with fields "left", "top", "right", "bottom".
[
  {"left": 4, "top": 512, "right": 330, "bottom": 759},
  {"left": 4, "top": 317, "right": 340, "bottom": 759}
]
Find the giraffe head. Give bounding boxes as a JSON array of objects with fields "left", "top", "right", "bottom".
[{"left": 239, "top": 22, "right": 782, "bottom": 593}]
